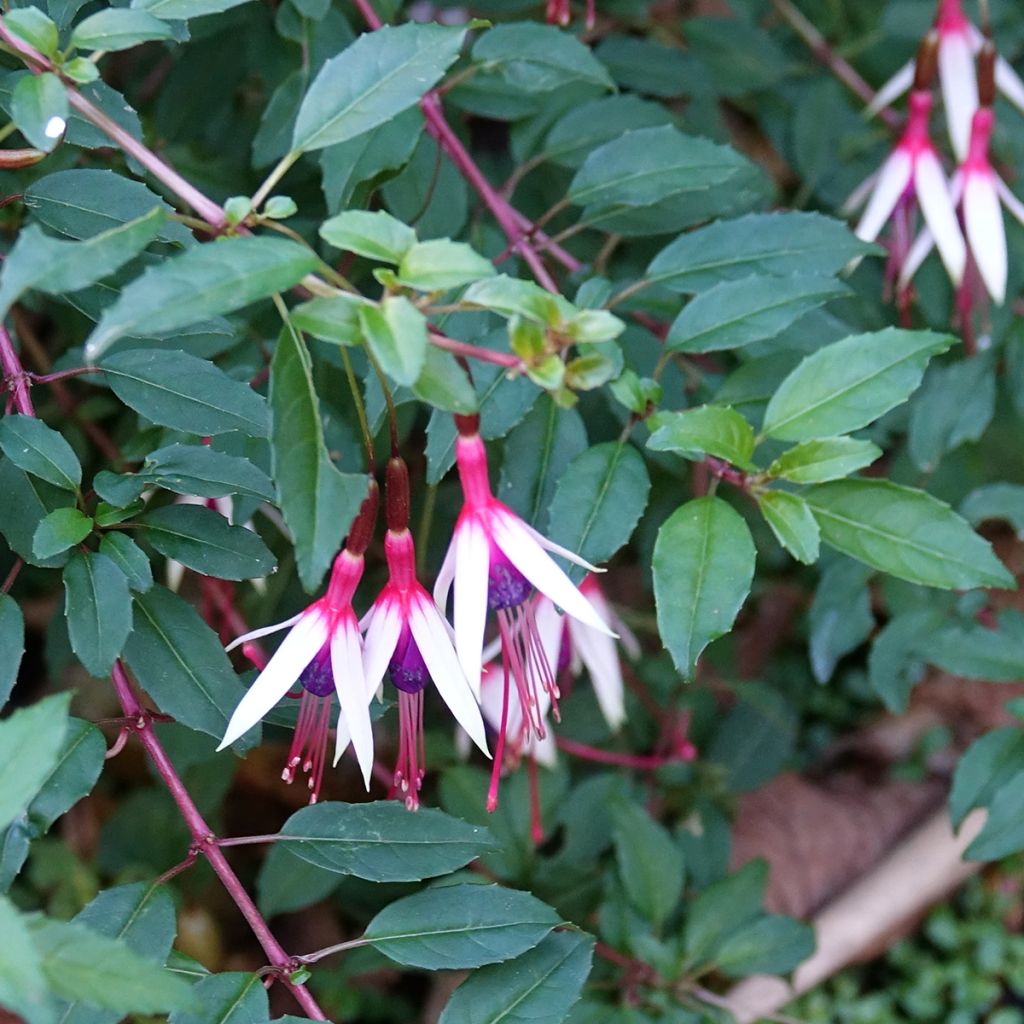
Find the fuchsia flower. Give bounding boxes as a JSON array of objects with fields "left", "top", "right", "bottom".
[
  {"left": 358, "top": 461, "right": 488, "bottom": 809},
  {"left": 476, "top": 661, "right": 557, "bottom": 769},
  {"left": 217, "top": 490, "right": 379, "bottom": 802}
]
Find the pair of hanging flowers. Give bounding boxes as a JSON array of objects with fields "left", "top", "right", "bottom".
[
  {"left": 217, "top": 414, "right": 626, "bottom": 808},
  {"left": 850, "top": 0, "right": 1024, "bottom": 310}
]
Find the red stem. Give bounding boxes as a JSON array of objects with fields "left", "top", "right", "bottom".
[
  {"left": 429, "top": 329, "right": 520, "bottom": 368},
  {"left": 0, "top": 325, "right": 34, "bottom": 415},
  {"left": 555, "top": 736, "right": 683, "bottom": 770},
  {"left": 111, "top": 663, "right": 328, "bottom": 1020}
]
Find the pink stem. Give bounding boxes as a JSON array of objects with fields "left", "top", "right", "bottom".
[
  {"left": 110, "top": 663, "right": 328, "bottom": 1020},
  {"left": 429, "top": 329, "right": 520, "bottom": 368},
  {"left": 0, "top": 325, "right": 34, "bottom": 415},
  {"left": 555, "top": 736, "right": 684, "bottom": 770}
]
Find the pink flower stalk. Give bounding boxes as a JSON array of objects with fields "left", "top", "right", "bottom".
[
  {"left": 217, "top": 489, "right": 379, "bottom": 802},
  {"left": 358, "top": 459, "right": 488, "bottom": 809},
  {"left": 545, "top": 0, "right": 595, "bottom": 30},
  {"left": 853, "top": 73, "right": 966, "bottom": 288}
]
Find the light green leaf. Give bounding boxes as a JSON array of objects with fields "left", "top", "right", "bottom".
[
  {"left": 647, "top": 406, "right": 754, "bottom": 468},
  {"left": 63, "top": 551, "right": 133, "bottom": 676},
  {"left": 358, "top": 295, "right": 428, "bottom": 387},
  {"left": 290, "top": 294, "right": 365, "bottom": 344},
  {"left": 276, "top": 801, "right": 495, "bottom": 881},
  {"left": 85, "top": 237, "right": 319, "bottom": 359},
  {"left": 270, "top": 323, "right": 369, "bottom": 591},
  {"left": 100, "top": 349, "right": 270, "bottom": 437},
  {"left": 805, "top": 480, "right": 1014, "bottom": 590},
  {"left": 762, "top": 329, "right": 955, "bottom": 442},
  {"left": 138, "top": 505, "right": 275, "bottom": 581},
  {"left": 767, "top": 437, "right": 881, "bottom": 484},
  {"left": 462, "top": 275, "right": 568, "bottom": 323},
  {"left": 292, "top": 23, "right": 467, "bottom": 152},
  {"left": 0, "top": 897, "right": 52, "bottom": 1024},
  {"left": 757, "top": 491, "right": 820, "bottom": 564},
  {"left": 0, "top": 415, "right": 81, "bottom": 491},
  {"left": 961, "top": 483, "right": 1024, "bottom": 539},
  {"left": 365, "top": 884, "right": 560, "bottom": 971},
  {"left": 34, "top": 508, "right": 92, "bottom": 559},
  {"left": 411, "top": 347, "right": 478, "bottom": 414},
  {"left": 319, "top": 209, "right": 416, "bottom": 263},
  {"left": 11, "top": 72, "right": 66, "bottom": 152},
  {"left": 0, "top": 594, "right": 25, "bottom": 709},
  {"left": 4, "top": 8, "right": 59, "bottom": 56},
  {"left": 71, "top": 9, "right": 175, "bottom": 50},
  {"left": 439, "top": 931, "right": 594, "bottom": 1024},
  {"left": 653, "top": 496, "right": 756, "bottom": 677},
  {"left": 396, "top": 238, "right": 495, "bottom": 291},
  {"left": 0, "top": 693, "right": 70, "bottom": 831}
]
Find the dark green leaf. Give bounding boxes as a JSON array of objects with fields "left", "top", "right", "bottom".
[
  {"left": 365, "top": 884, "right": 560, "bottom": 970},
  {"left": 805, "top": 480, "right": 1014, "bottom": 590},
  {"left": 763, "top": 329, "right": 955, "bottom": 442},
  {"left": 276, "top": 801, "right": 495, "bottom": 881},
  {"left": 85, "top": 237, "right": 319, "bottom": 359},
  {"left": 647, "top": 406, "right": 754, "bottom": 468},
  {"left": 122, "top": 585, "right": 249, "bottom": 742},
  {"left": 612, "top": 803, "right": 684, "bottom": 927},
  {"left": 757, "top": 491, "right": 820, "bottom": 564},
  {"left": 270, "top": 323, "right": 369, "bottom": 590},
  {"left": 768, "top": 437, "right": 882, "bottom": 484},
  {"left": 684, "top": 860, "right": 767, "bottom": 967},
  {"left": 168, "top": 972, "right": 267, "bottom": 1024},
  {"left": 0, "top": 694, "right": 70, "bottom": 831},
  {"left": 0, "top": 595, "right": 24, "bottom": 709},
  {"left": 961, "top": 483, "right": 1024, "bottom": 539},
  {"left": 439, "top": 931, "right": 594, "bottom": 1024},
  {"left": 544, "top": 95, "right": 673, "bottom": 168},
  {"left": 142, "top": 444, "right": 274, "bottom": 502},
  {"left": 867, "top": 608, "right": 945, "bottom": 712},
  {"left": 63, "top": 551, "right": 133, "bottom": 676},
  {"left": 256, "top": 845, "right": 339, "bottom": 917},
  {"left": 100, "top": 349, "right": 270, "bottom": 437},
  {"left": 0, "top": 415, "right": 81, "bottom": 491},
  {"left": 11, "top": 72, "right": 67, "bottom": 152},
  {"left": 964, "top": 771, "right": 1024, "bottom": 861},
  {"left": 927, "top": 613, "right": 1024, "bottom": 681},
  {"left": 139, "top": 505, "right": 275, "bottom": 581},
  {"left": 131, "top": 0, "right": 254, "bottom": 19},
  {"left": 358, "top": 296, "right": 428, "bottom": 387},
  {"left": 33, "top": 508, "right": 92, "bottom": 559},
  {"left": 28, "top": 717, "right": 105, "bottom": 832},
  {"left": 653, "top": 496, "right": 756, "bottom": 677},
  {"left": 0, "top": 459, "right": 74, "bottom": 568},
  {"left": 71, "top": 9, "right": 175, "bottom": 50},
  {"left": 714, "top": 914, "right": 814, "bottom": 978},
  {"left": 808, "top": 559, "right": 873, "bottom": 683},
  {"left": 950, "top": 728, "right": 1024, "bottom": 829},
  {"left": 708, "top": 685, "right": 797, "bottom": 793}
]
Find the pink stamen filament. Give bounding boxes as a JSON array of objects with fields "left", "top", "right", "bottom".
[
  {"left": 394, "top": 690, "right": 425, "bottom": 810},
  {"left": 282, "top": 692, "right": 332, "bottom": 803},
  {"left": 556, "top": 736, "right": 695, "bottom": 770},
  {"left": 487, "top": 660, "right": 513, "bottom": 813}
]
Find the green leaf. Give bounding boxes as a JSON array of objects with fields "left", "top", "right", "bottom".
[
  {"left": 961, "top": 483, "right": 1024, "bottom": 539},
  {"left": 926, "top": 613, "right": 1024, "bottom": 681},
  {"left": 168, "top": 972, "right": 267, "bottom": 1024},
  {"left": 612, "top": 803, "right": 684, "bottom": 927},
  {"left": 708, "top": 685, "right": 797, "bottom": 793},
  {"left": 0, "top": 694, "right": 70, "bottom": 831},
  {"left": 0, "top": 897, "right": 52, "bottom": 1024},
  {"left": 412, "top": 347, "right": 478, "bottom": 414},
  {"left": 462, "top": 275, "right": 568, "bottom": 323},
  {"left": 950, "top": 728, "right": 1024, "bottom": 829},
  {"left": 396, "top": 239, "right": 495, "bottom": 291},
  {"left": 0, "top": 213, "right": 164, "bottom": 321},
  {"left": 138, "top": 505, "right": 275, "bottom": 581},
  {"left": 569, "top": 125, "right": 742, "bottom": 216},
  {"left": 292, "top": 23, "right": 467, "bottom": 152},
  {"left": 762, "top": 329, "right": 955, "bottom": 442},
  {"left": 0, "top": 595, "right": 24, "bottom": 709},
  {"left": 653, "top": 496, "right": 756, "bottom": 677},
  {"left": 473, "top": 22, "right": 613, "bottom": 92},
  {"left": 100, "top": 349, "right": 270, "bottom": 437},
  {"left": 27, "top": 717, "right": 105, "bottom": 833},
  {"left": 63, "top": 551, "right": 133, "bottom": 676},
  {"left": 30, "top": 917, "right": 193, "bottom": 1015},
  {"left": 647, "top": 406, "right": 754, "bottom": 468},
  {"left": 808, "top": 559, "right": 873, "bottom": 683},
  {"left": 142, "top": 444, "right": 274, "bottom": 502},
  {"left": 757, "top": 491, "right": 819, "bottom": 564},
  {"left": 11, "top": 72, "right": 66, "bottom": 152},
  {"left": 34, "top": 508, "right": 92, "bottom": 559},
  {"left": 85, "top": 237, "right": 319, "bottom": 359},
  {"left": 867, "top": 608, "right": 944, "bottom": 712},
  {"left": 0, "top": 415, "right": 81, "bottom": 491},
  {"left": 122, "top": 585, "right": 249, "bottom": 742},
  {"left": 270, "top": 323, "right": 370, "bottom": 591},
  {"left": 439, "top": 931, "right": 594, "bottom": 1024},
  {"left": 319, "top": 209, "right": 416, "bottom": 263},
  {"left": 684, "top": 860, "right": 767, "bottom": 968},
  {"left": 964, "top": 771, "right": 1024, "bottom": 861},
  {"left": 647, "top": 211, "right": 876, "bottom": 293},
  {"left": 0, "top": 459, "right": 74, "bottom": 568},
  {"left": 130, "top": 0, "right": 254, "bottom": 19},
  {"left": 290, "top": 294, "right": 364, "bottom": 344},
  {"left": 276, "top": 801, "right": 495, "bottom": 881},
  {"left": 666, "top": 274, "right": 848, "bottom": 354},
  {"left": 4, "top": 8, "right": 59, "bottom": 56},
  {"left": 805, "top": 480, "right": 1014, "bottom": 590},
  {"left": 71, "top": 9, "right": 175, "bottom": 50},
  {"left": 358, "top": 295, "right": 428, "bottom": 387},
  {"left": 768, "top": 437, "right": 881, "bottom": 484},
  {"left": 25, "top": 169, "right": 191, "bottom": 245},
  {"left": 365, "top": 884, "right": 560, "bottom": 970},
  {"left": 546, "top": 442, "right": 650, "bottom": 583},
  {"left": 256, "top": 846, "right": 340, "bottom": 917},
  {"left": 544, "top": 94, "right": 673, "bottom": 168},
  {"left": 714, "top": 914, "right": 814, "bottom": 978}
]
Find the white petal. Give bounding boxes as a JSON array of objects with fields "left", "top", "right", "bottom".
[
  {"left": 997, "top": 55, "right": 1024, "bottom": 115},
  {"left": 331, "top": 618, "right": 374, "bottom": 786},
  {"left": 534, "top": 595, "right": 565, "bottom": 674},
  {"left": 409, "top": 597, "right": 490, "bottom": 756},
  {"left": 225, "top": 610, "right": 305, "bottom": 653},
  {"left": 165, "top": 559, "right": 185, "bottom": 593},
  {"left": 855, "top": 150, "right": 913, "bottom": 243},
  {"left": 526, "top": 728, "right": 558, "bottom": 769},
  {"left": 523, "top": 520, "right": 602, "bottom": 573},
  {"left": 361, "top": 600, "right": 402, "bottom": 700},
  {"left": 842, "top": 169, "right": 880, "bottom": 217},
  {"left": 452, "top": 519, "right": 489, "bottom": 699},
  {"left": 217, "top": 612, "right": 327, "bottom": 750},
  {"left": 567, "top": 617, "right": 626, "bottom": 731},
  {"left": 898, "top": 226, "right": 936, "bottom": 290},
  {"left": 964, "top": 173, "right": 1008, "bottom": 304},
  {"left": 492, "top": 513, "right": 615, "bottom": 637},
  {"left": 866, "top": 60, "right": 914, "bottom": 118},
  {"left": 915, "top": 152, "right": 966, "bottom": 284},
  {"left": 939, "top": 33, "right": 979, "bottom": 160},
  {"left": 432, "top": 537, "right": 457, "bottom": 614},
  {"left": 996, "top": 176, "right": 1024, "bottom": 228}
]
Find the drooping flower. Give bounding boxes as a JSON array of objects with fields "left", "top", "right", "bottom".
[
  {"left": 851, "top": 34, "right": 966, "bottom": 287},
  {"left": 359, "top": 459, "right": 489, "bottom": 809},
  {"left": 476, "top": 660, "right": 557, "bottom": 770},
  {"left": 216, "top": 489, "right": 379, "bottom": 801}
]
